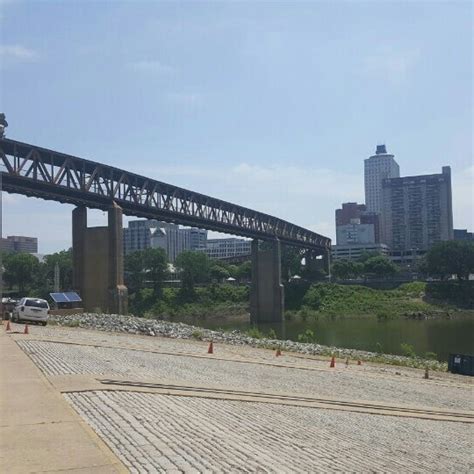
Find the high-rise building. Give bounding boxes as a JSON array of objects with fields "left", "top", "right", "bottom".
[
  {"left": 0, "top": 235, "right": 38, "bottom": 253},
  {"left": 335, "top": 202, "right": 367, "bottom": 226},
  {"left": 335, "top": 202, "right": 380, "bottom": 243},
  {"left": 200, "top": 238, "right": 251, "bottom": 260},
  {"left": 364, "top": 145, "right": 400, "bottom": 214},
  {"left": 453, "top": 229, "right": 474, "bottom": 241},
  {"left": 123, "top": 220, "right": 157, "bottom": 254},
  {"left": 151, "top": 223, "right": 190, "bottom": 263},
  {"left": 189, "top": 227, "right": 207, "bottom": 250},
  {"left": 381, "top": 166, "right": 453, "bottom": 252},
  {"left": 336, "top": 219, "right": 375, "bottom": 246},
  {"left": 123, "top": 219, "right": 207, "bottom": 261}
]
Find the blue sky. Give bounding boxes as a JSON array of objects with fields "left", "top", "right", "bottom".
[{"left": 1, "top": 0, "right": 472, "bottom": 253}]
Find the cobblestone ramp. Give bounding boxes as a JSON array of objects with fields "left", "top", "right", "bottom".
[
  {"left": 18, "top": 340, "right": 473, "bottom": 411},
  {"left": 65, "top": 391, "right": 473, "bottom": 473}
]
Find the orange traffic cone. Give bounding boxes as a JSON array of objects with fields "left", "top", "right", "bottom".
[
  {"left": 24, "top": 324, "right": 29, "bottom": 335},
  {"left": 5, "top": 320, "right": 11, "bottom": 331},
  {"left": 275, "top": 348, "right": 282, "bottom": 357},
  {"left": 330, "top": 356, "right": 336, "bottom": 368},
  {"left": 207, "top": 341, "right": 213, "bottom": 354},
  {"left": 357, "top": 360, "right": 362, "bottom": 366}
]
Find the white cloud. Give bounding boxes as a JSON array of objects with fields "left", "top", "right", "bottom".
[
  {"left": 0, "top": 44, "right": 39, "bottom": 61},
  {"left": 363, "top": 47, "right": 420, "bottom": 86},
  {"left": 130, "top": 59, "right": 174, "bottom": 75}
]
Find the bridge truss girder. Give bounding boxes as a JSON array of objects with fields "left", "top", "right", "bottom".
[{"left": 0, "top": 138, "right": 331, "bottom": 252}]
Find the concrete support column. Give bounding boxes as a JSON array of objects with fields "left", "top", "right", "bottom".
[
  {"left": 250, "top": 239, "right": 284, "bottom": 324},
  {"left": 107, "top": 203, "right": 128, "bottom": 314},
  {"left": 72, "top": 206, "right": 87, "bottom": 293},
  {"left": 71, "top": 204, "right": 127, "bottom": 314},
  {"left": 323, "top": 249, "right": 331, "bottom": 280}
]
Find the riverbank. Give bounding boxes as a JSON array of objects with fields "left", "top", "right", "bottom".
[
  {"left": 49, "top": 312, "right": 449, "bottom": 371},
  {"left": 129, "top": 282, "right": 473, "bottom": 324}
]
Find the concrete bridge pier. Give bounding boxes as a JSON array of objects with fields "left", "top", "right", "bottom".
[
  {"left": 305, "top": 248, "right": 331, "bottom": 280},
  {"left": 250, "top": 239, "right": 284, "bottom": 324},
  {"left": 323, "top": 248, "right": 331, "bottom": 279},
  {"left": 72, "top": 203, "right": 128, "bottom": 314}
]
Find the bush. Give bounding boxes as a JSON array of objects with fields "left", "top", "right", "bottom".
[
  {"left": 267, "top": 328, "right": 277, "bottom": 339},
  {"left": 246, "top": 326, "right": 264, "bottom": 339},
  {"left": 191, "top": 330, "right": 204, "bottom": 340},
  {"left": 425, "top": 281, "right": 474, "bottom": 308},
  {"left": 301, "top": 283, "right": 437, "bottom": 318},
  {"left": 424, "top": 351, "right": 438, "bottom": 360},
  {"left": 400, "top": 343, "right": 416, "bottom": 358},
  {"left": 297, "top": 329, "right": 317, "bottom": 344}
]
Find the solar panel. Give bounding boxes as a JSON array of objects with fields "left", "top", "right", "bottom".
[
  {"left": 64, "top": 292, "right": 82, "bottom": 302},
  {"left": 50, "top": 293, "right": 69, "bottom": 303},
  {"left": 50, "top": 292, "right": 82, "bottom": 303}
]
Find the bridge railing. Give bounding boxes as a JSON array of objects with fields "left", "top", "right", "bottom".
[{"left": 0, "top": 138, "right": 331, "bottom": 252}]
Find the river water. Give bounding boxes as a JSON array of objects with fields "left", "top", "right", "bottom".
[{"left": 196, "top": 313, "right": 474, "bottom": 361}]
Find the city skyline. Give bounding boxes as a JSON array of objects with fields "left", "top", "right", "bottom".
[{"left": 1, "top": 1, "right": 472, "bottom": 253}]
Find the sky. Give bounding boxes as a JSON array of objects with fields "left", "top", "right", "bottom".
[{"left": 1, "top": 0, "right": 472, "bottom": 254}]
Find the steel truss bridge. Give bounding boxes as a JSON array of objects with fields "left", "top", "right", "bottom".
[{"left": 0, "top": 138, "right": 331, "bottom": 252}]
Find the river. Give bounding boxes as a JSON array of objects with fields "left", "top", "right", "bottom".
[{"left": 193, "top": 313, "right": 474, "bottom": 361}]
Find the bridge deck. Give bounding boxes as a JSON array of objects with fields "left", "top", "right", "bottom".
[{"left": 0, "top": 138, "right": 330, "bottom": 251}]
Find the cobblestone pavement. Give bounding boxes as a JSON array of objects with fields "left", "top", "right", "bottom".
[
  {"left": 65, "top": 391, "right": 473, "bottom": 473},
  {"left": 17, "top": 337, "right": 472, "bottom": 410},
  {"left": 11, "top": 326, "right": 474, "bottom": 473}
]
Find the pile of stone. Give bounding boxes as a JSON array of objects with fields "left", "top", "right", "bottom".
[{"left": 49, "top": 312, "right": 446, "bottom": 370}]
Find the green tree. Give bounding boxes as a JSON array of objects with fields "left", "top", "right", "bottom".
[
  {"left": 125, "top": 248, "right": 168, "bottom": 295},
  {"left": 142, "top": 248, "right": 168, "bottom": 294},
  {"left": 331, "top": 260, "right": 363, "bottom": 280},
  {"left": 3, "top": 252, "right": 40, "bottom": 294},
  {"left": 235, "top": 260, "right": 252, "bottom": 281},
  {"left": 125, "top": 250, "right": 145, "bottom": 293},
  {"left": 363, "top": 255, "right": 398, "bottom": 278},
  {"left": 175, "top": 251, "right": 211, "bottom": 295},
  {"left": 210, "top": 264, "right": 230, "bottom": 281},
  {"left": 358, "top": 251, "right": 382, "bottom": 263},
  {"left": 227, "top": 265, "right": 239, "bottom": 279},
  {"left": 44, "top": 249, "right": 73, "bottom": 290},
  {"left": 425, "top": 241, "right": 474, "bottom": 280}
]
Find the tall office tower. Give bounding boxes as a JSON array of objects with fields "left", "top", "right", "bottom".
[
  {"left": 189, "top": 228, "right": 208, "bottom": 250},
  {"left": 364, "top": 145, "right": 400, "bottom": 214},
  {"left": 123, "top": 220, "right": 158, "bottom": 255},
  {"left": 151, "top": 223, "right": 191, "bottom": 262},
  {"left": 124, "top": 220, "right": 207, "bottom": 260},
  {"left": 381, "top": 166, "right": 453, "bottom": 252}
]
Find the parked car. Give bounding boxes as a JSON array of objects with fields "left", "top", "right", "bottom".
[{"left": 12, "top": 298, "right": 49, "bottom": 326}]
